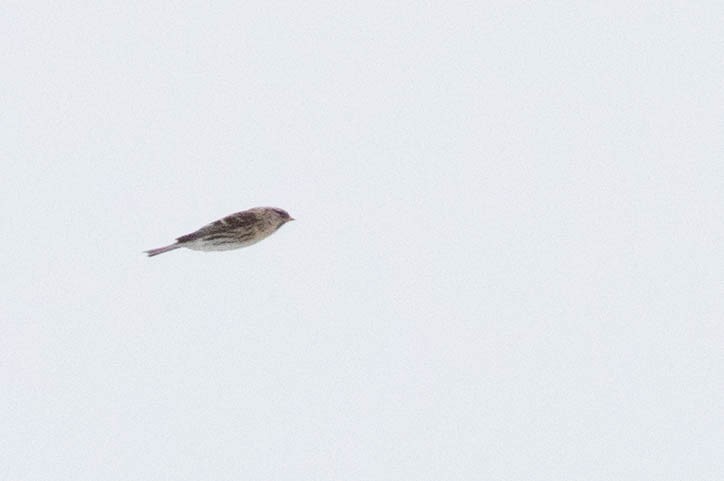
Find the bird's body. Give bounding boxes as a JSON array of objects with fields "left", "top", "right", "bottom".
[{"left": 145, "top": 207, "right": 294, "bottom": 257}]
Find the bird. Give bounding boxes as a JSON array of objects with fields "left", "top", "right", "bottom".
[{"left": 145, "top": 207, "right": 294, "bottom": 257}]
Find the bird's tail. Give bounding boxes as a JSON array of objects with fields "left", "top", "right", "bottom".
[{"left": 144, "top": 243, "right": 182, "bottom": 257}]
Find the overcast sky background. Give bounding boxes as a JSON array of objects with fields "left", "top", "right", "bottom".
[{"left": 2, "top": 2, "right": 722, "bottom": 480}]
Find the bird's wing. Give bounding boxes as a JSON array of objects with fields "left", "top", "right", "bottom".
[{"left": 176, "top": 211, "right": 258, "bottom": 243}]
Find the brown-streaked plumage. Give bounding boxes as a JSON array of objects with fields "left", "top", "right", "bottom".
[{"left": 145, "top": 207, "right": 294, "bottom": 257}]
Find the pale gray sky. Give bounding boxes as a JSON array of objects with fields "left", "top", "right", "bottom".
[{"left": 2, "top": 2, "right": 722, "bottom": 480}]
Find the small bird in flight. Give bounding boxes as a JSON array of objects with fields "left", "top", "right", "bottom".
[{"left": 145, "top": 206, "right": 294, "bottom": 257}]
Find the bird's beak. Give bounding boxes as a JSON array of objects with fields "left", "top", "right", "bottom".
[{"left": 289, "top": 217, "right": 295, "bottom": 221}]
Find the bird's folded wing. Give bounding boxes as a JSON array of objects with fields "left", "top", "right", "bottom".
[{"left": 176, "top": 211, "right": 258, "bottom": 243}]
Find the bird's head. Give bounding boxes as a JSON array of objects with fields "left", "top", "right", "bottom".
[{"left": 265, "top": 207, "right": 295, "bottom": 226}]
